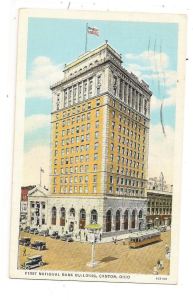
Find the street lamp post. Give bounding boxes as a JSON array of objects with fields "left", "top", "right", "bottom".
[{"left": 86, "top": 222, "right": 101, "bottom": 268}]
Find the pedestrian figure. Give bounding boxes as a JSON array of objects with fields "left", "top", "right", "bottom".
[
  {"left": 75, "top": 234, "right": 77, "bottom": 239},
  {"left": 114, "top": 236, "right": 117, "bottom": 244},
  {"left": 123, "top": 239, "right": 126, "bottom": 245},
  {"left": 160, "top": 259, "right": 164, "bottom": 270},
  {"left": 84, "top": 231, "right": 86, "bottom": 237},
  {"left": 154, "top": 265, "right": 158, "bottom": 275},
  {"left": 165, "top": 244, "right": 169, "bottom": 254},
  {"left": 112, "top": 237, "right": 114, "bottom": 243},
  {"left": 100, "top": 234, "right": 102, "bottom": 241},
  {"left": 23, "top": 247, "right": 26, "bottom": 256},
  {"left": 157, "top": 259, "right": 161, "bottom": 269}
]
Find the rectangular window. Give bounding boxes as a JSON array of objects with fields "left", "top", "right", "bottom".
[
  {"left": 93, "top": 175, "right": 97, "bottom": 183},
  {"left": 95, "top": 120, "right": 99, "bottom": 128},
  {"left": 93, "top": 186, "right": 97, "bottom": 193},
  {"left": 94, "top": 142, "right": 98, "bottom": 150},
  {"left": 94, "top": 153, "right": 98, "bottom": 160},
  {"left": 94, "top": 164, "right": 97, "bottom": 171},
  {"left": 96, "top": 98, "right": 100, "bottom": 106},
  {"left": 95, "top": 131, "right": 99, "bottom": 139},
  {"left": 87, "top": 113, "right": 91, "bottom": 120},
  {"left": 86, "top": 144, "right": 89, "bottom": 151}
]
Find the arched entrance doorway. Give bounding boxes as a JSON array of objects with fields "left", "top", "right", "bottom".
[
  {"left": 69, "top": 208, "right": 75, "bottom": 232},
  {"left": 116, "top": 210, "right": 120, "bottom": 231},
  {"left": 60, "top": 207, "right": 65, "bottom": 226},
  {"left": 91, "top": 209, "right": 98, "bottom": 223},
  {"left": 79, "top": 209, "right": 86, "bottom": 229},
  {"left": 106, "top": 210, "right": 111, "bottom": 232},
  {"left": 52, "top": 207, "right": 56, "bottom": 225},
  {"left": 124, "top": 210, "right": 128, "bottom": 230},
  {"left": 131, "top": 210, "right": 135, "bottom": 228}
]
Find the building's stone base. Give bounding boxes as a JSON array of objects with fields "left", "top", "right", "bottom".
[{"left": 27, "top": 187, "right": 147, "bottom": 237}]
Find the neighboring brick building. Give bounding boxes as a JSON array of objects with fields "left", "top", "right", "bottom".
[{"left": 20, "top": 185, "right": 35, "bottom": 218}]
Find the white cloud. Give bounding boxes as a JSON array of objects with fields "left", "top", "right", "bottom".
[
  {"left": 23, "top": 146, "right": 50, "bottom": 187},
  {"left": 26, "top": 56, "right": 63, "bottom": 99},
  {"left": 150, "top": 87, "right": 176, "bottom": 111},
  {"left": 142, "top": 70, "right": 177, "bottom": 87},
  {"left": 25, "top": 114, "right": 51, "bottom": 134},
  {"left": 148, "top": 124, "right": 175, "bottom": 185},
  {"left": 125, "top": 50, "right": 169, "bottom": 73}
]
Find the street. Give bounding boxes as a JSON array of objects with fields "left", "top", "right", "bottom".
[{"left": 19, "top": 230, "right": 170, "bottom": 274}]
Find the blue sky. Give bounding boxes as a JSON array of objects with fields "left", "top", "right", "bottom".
[{"left": 23, "top": 17, "right": 178, "bottom": 185}]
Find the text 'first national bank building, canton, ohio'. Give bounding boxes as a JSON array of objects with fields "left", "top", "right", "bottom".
[{"left": 28, "top": 42, "right": 152, "bottom": 236}]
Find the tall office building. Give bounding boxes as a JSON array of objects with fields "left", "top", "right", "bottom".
[{"left": 28, "top": 42, "right": 152, "bottom": 235}]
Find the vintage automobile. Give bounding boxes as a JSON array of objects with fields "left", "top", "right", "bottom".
[
  {"left": 30, "top": 241, "right": 46, "bottom": 251},
  {"left": 160, "top": 225, "right": 167, "bottom": 232},
  {"left": 60, "top": 234, "right": 74, "bottom": 242},
  {"left": 29, "top": 227, "right": 38, "bottom": 234},
  {"left": 19, "top": 237, "right": 31, "bottom": 246},
  {"left": 50, "top": 231, "right": 60, "bottom": 239},
  {"left": 23, "top": 226, "right": 30, "bottom": 233},
  {"left": 39, "top": 230, "right": 49, "bottom": 237},
  {"left": 21, "top": 255, "right": 43, "bottom": 270}
]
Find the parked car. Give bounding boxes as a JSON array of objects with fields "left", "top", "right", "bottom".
[
  {"left": 23, "top": 226, "right": 30, "bottom": 233},
  {"left": 21, "top": 255, "right": 43, "bottom": 270},
  {"left": 30, "top": 241, "right": 46, "bottom": 251},
  {"left": 19, "top": 237, "right": 31, "bottom": 246},
  {"left": 19, "top": 225, "right": 23, "bottom": 231},
  {"left": 60, "top": 234, "right": 74, "bottom": 242},
  {"left": 161, "top": 225, "right": 167, "bottom": 232},
  {"left": 39, "top": 230, "right": 49, "bottom": 237},
  {"left": 30, "top": 227, "right": 38, "bottom": 234},
  {"left": 50, "top": 231, "right": 60, "bottom": 239}
]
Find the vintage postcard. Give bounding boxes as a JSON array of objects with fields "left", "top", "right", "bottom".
[{"left": 10, "top": 8, "right": 187, "bottom": 284}]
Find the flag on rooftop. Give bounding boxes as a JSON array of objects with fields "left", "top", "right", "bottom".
[
  {"left": 40, "top": 168, "right": 44, "bottom": 173},
  {"left": 87, "top": 26, "right": 99, "bottom": 36}
]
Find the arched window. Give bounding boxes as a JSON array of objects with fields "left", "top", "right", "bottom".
[
  {"left": 91, "top": 209, "right": 98, "bottom": 223},
  {"left": 60, "top": 207, "right": 65, "bottom": 226},
  {"left": 106, "top": 210, "right": 111, "bottom": 232},
  {"left": 70, "top": 208, "right": 75, "bottom": 217},
  {"left": 124, "top": 210, "right": 128, "bottom": 230},
  {"left": 116, "top": 210, "right": 120, "bottom": 231},
  {"left": 52, "top": 207, "right": 56, "bottom": 225},
  {"left": 132, "top": 210, "right": 136, "bottom": 228},
  {"left": 139, "top": 210, "right": 142, "bottom": 219},
  {"left": 79, "top": 208, "right": 86, "bottom": 229}
]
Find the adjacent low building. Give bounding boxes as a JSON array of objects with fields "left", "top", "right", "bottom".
[{"left": 146, "top": 173, "right": 172, "bottom": 229}]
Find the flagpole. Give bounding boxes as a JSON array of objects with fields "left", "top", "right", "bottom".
[{"left": 85, "top": 23, "right": 88, "bottom": 53}]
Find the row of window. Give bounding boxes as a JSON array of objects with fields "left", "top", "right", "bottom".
[
  {"left": 111, "top": 102, "right": 147, "bottom": 125},
  {"left": 56, "top": 120, "right": 100, "bottom": 132},
  {"left": 53, "top": 164, "right": 144, "bottom": 177},
  {"left": 109, "top": 166, "right": 144, "bottom": 177},
  {"left": 53, "top": 186, "right": 98, "bottom": 194},
  {"left": 110, "top": 176, "right": 144, "bottom": 187},
  {"left": 54, "top": 152, "right": 99, "bottom": 166},
  {"left": 109, "top": 186, "right": 144, "bottom": 197},
  {"left": 111, "top": 120, "right": 146, "bottom": 134},
  {"left": 55, "top": 108, "right": 100, "bottom": 122},
  {"left": 53, "top": 175, "right": 98, "bottom": 184},
  {"left": 147, "top": 208, "right": 172, "bottom": 215}
]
